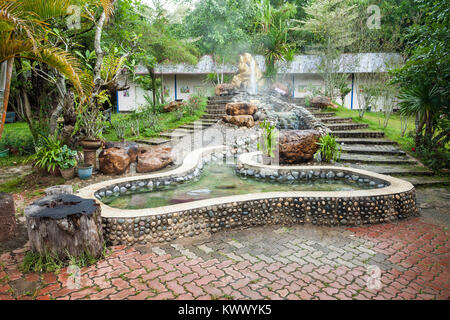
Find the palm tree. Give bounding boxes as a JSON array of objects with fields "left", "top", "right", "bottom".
[
  {"left": 0, "top": 0, "right": 115, "bottom": 140},
  {"left": 398, "top": 84, "right": 441, "bottom": 146}
]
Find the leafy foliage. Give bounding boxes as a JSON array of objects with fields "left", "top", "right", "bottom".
[
  {"left": 257, "top": 119, "right": 279, "bottom": 158},
  {"left": 315, "top": 134, "right": 341, "bottom": 163}
]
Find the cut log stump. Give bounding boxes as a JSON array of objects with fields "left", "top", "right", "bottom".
[
  {"left": 25, "top": 194, "right": 103, "bottom": 259},
  {"left": 0, "top": 192, "right": 16, "bottom": 241}
]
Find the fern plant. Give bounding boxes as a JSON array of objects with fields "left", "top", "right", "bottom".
[
  {"left": 33, "top": 135, "right": 64, "bottom": 172},
  {"left": 315, "top": 134, "right": 341, "bottom": 163}
]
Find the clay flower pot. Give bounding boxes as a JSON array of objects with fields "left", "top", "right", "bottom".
[
  {"left": 60, "top": 167, "right": 75, "bottom": 180},
  {"left": 80, "top": 139, "right": 102, "bottom": 169}
]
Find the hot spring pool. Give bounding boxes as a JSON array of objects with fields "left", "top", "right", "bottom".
[{"left": 101, "top": 163, "right": 379, "bottom": 210}]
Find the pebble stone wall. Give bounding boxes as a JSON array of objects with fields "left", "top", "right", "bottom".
[{"left": 91, "top": 147, "right": 419, "bottom": 246}]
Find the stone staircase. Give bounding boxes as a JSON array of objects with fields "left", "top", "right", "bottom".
[
  {"left": 297, "top": 103, "right": 449, "bottom": 187},
  {"left": 201, "top": 96, "right": 233, "bottom": 121},
  {"left": 159, "top": 119, "right": 217, "bottom": 140}
]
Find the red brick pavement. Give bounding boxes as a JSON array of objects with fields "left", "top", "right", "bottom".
[{"left": 0, "top": 218, "right": 448, "bottom": 300}]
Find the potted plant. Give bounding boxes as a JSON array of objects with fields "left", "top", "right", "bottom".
[
  {"left": 58, "top": 145, "right": 78, "bottom": 179},
  {"left": 77, "top": 162, "right": 93, "bottom": 180},
  {"left": 257, "top": 119, "right": 279, "bottom": 165},
  {"left": 79, "top": 105, "right": 106, "bottom": 169},
  {"left": 32, "top": 135, "right": 63, "bottom": 176}
]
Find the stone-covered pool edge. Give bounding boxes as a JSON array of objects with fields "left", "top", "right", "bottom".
[{"left": 77, "top": 146, "right": 419, "bottom": 246}]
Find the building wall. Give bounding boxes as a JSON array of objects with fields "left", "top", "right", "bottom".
[
  {"left": 118, "top": 72, "right": 391, "bottom": 112},
  {"left": 160, "top": 74, "right": 214, "bottom": 102}
]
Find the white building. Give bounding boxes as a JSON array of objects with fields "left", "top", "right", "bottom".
[{"left": 116, "top": 53, "right": 402, "bottom": 112}]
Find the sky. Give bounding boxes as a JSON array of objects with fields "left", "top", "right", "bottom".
[{"left": 142, "top": 0, "right": 200, "bottom": 14}]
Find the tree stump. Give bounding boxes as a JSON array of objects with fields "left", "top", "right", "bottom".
[
  {"left": 0, "top": 193, "right": 16, "bottom": 241},
  {"left": 25, "top": 194, "right": 104, "bottom": 259}
]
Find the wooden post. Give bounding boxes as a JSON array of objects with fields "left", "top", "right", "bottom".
[{"left": 25, "top": 194, "right": 104, "bottom": 259}]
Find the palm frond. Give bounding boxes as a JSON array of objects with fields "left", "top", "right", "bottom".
[
  {"left": 24, "top": 46, "right": 90, "bottom": 98},
  {"left": 0, "top": 38, "right": 33, "bottom": 62},
  {"left": 0, "top": 1, "right": 38, "bottom": 50},
  {"left": 100, "top": 0, "right": 115, "bottom": 21},
  {"left": 17, "top": 0, "right": 71, "bottom": 21}
]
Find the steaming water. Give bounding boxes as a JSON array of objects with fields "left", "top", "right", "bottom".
[{"left": 248, "top": 58, "right": 257, "bottom": 95}]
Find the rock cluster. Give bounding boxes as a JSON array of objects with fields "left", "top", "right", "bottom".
[
  {"left": 99, "top": 143, "right": 173, "bottom": 175},
  {"left": 99, "top": 147, "right": 131, "bottom": 175},
  {"left": 223, "top": 115, "right": 255, "bottom": 128},
  {"left": 163, "top": 100, "right": 185, "bottom": 112},
  {"left": 225, "top": 102, "right": 257, "bottom": 116},
  {"left": 223, "top": 101, "right": 257, "bottom": 128},
  {"left": 136, "top": 146, "right": 173, "bottom": 173},
  {"left": 309, "top": 96, "right": 338, "bottom": 109},
  {"left": 278, "top": 130, "right": 321, "bottom": 164},
  {"left": 215, "top": 83, "right": 236, "bottom": 96}
]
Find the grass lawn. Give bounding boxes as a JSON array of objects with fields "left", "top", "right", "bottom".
[
  {"left": 0, "top": 100, "right": 207, "bottom": 168},
  {"left": 103, "top": 104, "right": 206, "bottom": 141},
  {"left": 0, "top": 122, "right": 34, "bottom": 167},
  {"left": 324, "top": 106, "right": 416, "bottom": 153}
]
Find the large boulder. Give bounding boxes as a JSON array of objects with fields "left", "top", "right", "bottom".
[
  {"left": 309, "top": 96, "right": 333, "bottom": 108},
  {"left": 215, "top": 83, "right": 236, "bottom": 96},
  {"left": 136, "top": 146, "right": 173, "bottom": 173},
  {"left": 99, "top": 147, "right": 131, "bottom": 175},
  {"left": 279, "top": 130, "right": 321, "bottom": 164},
  {"left": 223, "top": 115, "right": 255, "bottom": 128},
  {"left": 164, "top": 100, "right": 185, "bottom": 112},
  {"left": 225, "top": 102, "right": 257, "bottom": 116},
  {"left": 0, "top": 193, "right": 16, "bottom": 241},
  {"left": 105, "top": 141, "right": 139, "bottom": 163}
]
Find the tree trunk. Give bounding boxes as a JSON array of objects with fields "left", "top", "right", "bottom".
[
  {"left": 0, "top": 58, "right": 14, "bottom": 140},
  {"left": 25, "top": 194, "right": 104, "bottom": 259},
  {"left": 150, "top": 67, "right": 157, "bottom": 106},
  {"left": 49, "top": 73, "right": 67, "bottom": 134}
]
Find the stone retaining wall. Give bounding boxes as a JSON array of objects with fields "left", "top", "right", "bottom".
[{"left": 77, "top": 146, "right": 419, "bottom": 246}]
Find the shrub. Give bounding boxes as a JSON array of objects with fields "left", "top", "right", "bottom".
[
  {"left": 0, "top": 131, "right": 34, "bottom": 155},
  {"left": 112, "top": 119, "right": 129, "bottom": 141},
  {"left": 315, "top": 134, "right": 341, "bottom": 163}
]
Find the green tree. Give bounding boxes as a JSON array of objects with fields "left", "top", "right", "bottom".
[
  {"left": 0, "top": 0, "right": 90, "bottom": 140},
  {"left": 293, "top": 0, "right": 358, "bottom": 99}
]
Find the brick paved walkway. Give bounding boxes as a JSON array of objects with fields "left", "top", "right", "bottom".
[{"left": 0, "top": 217, "right": 448, "bottom": 300}]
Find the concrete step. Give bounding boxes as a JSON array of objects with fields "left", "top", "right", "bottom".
[
  {"left": 207, "top": 105, "right": 226, "bottom": 108},
  {"left": 321, "top": 117, "right": 354, "bottom": 124},
  {"left": 349, "top": 165, "right": 434, "bottom": 176},
  {"left": 341, "top": 144, "right": 406, "bottom": 156},
  {"left": 327, "top": 123, "right": 369, "bottom": 131},
  {"left": 169, "top": 128, "right": 194, "bottom": 133},
  {"left": 398, "top": 176, "right": 450, "bottom": 187},
  {"left": 160, "top": 131, "right": 190, "bottom": 139},
  {"left": 333, "top": 131, "right": 385, "bottom": 138},
  {"left": 313, "top": 112, "right": 336, "bottom": 118},
  {"left": 336, "top": 138, "right": 396, "bottom": 145},
  {"left": 193, "top": 119, "right": 217, "bottom": 124},
  {"left": 179, "top": 123, "right": 214, "bottom": 130},
  {"left": 135, "top": 137, "right": 171, "bottom": 145},
  {"left": 202, "top": 114, "right": 223, "bottom": 120},
  {"left": 338, "top": 153, "right": 417, "bottom": 165},
  {"left": 205, "top": 109, "right": 227, "bottom": 115}
]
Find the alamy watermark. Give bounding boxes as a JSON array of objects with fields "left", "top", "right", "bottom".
[
  {"left": 66, "top": 265, "right": 81, "bottom": 290},
  {"left": 367, "top": 5, "right": 381, "bottom": 30},
  {"left": 366, "top": 265, "right": 382, "bottom": 290}
]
